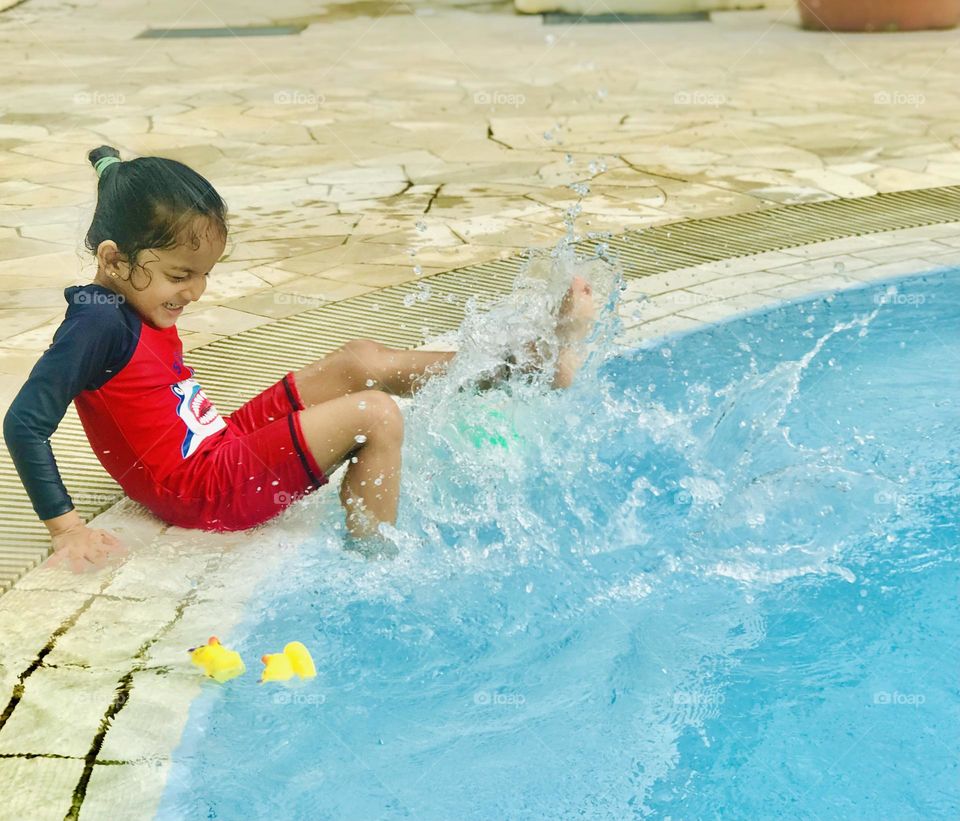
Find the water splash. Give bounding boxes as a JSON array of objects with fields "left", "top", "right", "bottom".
[{"left": 164, "top": 270, "right": 959, "bottom": 821}]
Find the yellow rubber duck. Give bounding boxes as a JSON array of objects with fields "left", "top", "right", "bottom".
[
  {"left": 260, "top": 641, "right": 317, "bottom": 683},
  {"left": 188, "top": 636, "right": 246, "bottom": 683}
]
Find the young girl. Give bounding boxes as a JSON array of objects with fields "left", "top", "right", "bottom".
[{"left": 3, "top": 146, "right": 596, "bottom": 572}]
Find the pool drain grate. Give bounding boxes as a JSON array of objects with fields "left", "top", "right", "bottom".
[
  {"left": 542, "top": 11, "right": 709, "bottom": 24},
  {"left": 136, "top": 25, "right": 306, "bottom": 39}
]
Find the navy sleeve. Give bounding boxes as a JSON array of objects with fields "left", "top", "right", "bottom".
[{"left": 3, "top": 302, "right": 138, "bottom": 521}]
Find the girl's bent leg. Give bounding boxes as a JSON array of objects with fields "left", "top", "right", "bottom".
[
  {"left": 297, "top": 390, "right": 405, "bottom": 539},
  {"left": 294, "top": 278, "right": 596, "bottom": 406},
  {"left": 294, "top": 339, "right": 455, "bottom": 405}
]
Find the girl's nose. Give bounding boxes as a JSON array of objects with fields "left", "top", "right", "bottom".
[{"left": 182, "top": 277, "right": 205, "bottom": 302}]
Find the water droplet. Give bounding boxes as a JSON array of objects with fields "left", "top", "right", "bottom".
[
  {"left": 350, "top": 456, "right": 359, "bottom": 464},
  {"left": 374, "top": 476, "right": 383, "bottom": 486},
  {"left": 564, "top": 153, "right": 573, "bottom": 165},
  {"left": 413, "top": 265, "right": 423, "bottom": 275},
  {"left": 834, "top": 261, "right": 846, "bottom": 273},
  {"left": 358, "top": 401, "right": 367, "bottom": 410},
  {"left": 365, "top": 379, "right": 375, "bottom": 387},
  {"left": 596, "top": 88, "right": 607, "bottom": 101},
  {"left": 415, "top": 220, "right": 427, "bottom": 232},
  {"left": 543, "top": 130, "right": 553, "bottom": 141},
  {"left": 354, "top": 434, "right": 368, "bottom": 444}
]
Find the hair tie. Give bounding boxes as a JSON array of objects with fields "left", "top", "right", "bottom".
[{"left": 94, "top": 156, "right": 121, "bottom": 178}]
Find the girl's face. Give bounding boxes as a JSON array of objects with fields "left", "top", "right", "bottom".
[{"left": 95, "top": 218, "right": 226, "bottom": 330}]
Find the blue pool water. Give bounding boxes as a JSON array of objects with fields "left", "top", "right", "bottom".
[{"left": 158, "top": 270, "right": 959, "bottom": 820}]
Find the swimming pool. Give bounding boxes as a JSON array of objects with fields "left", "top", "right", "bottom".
[{"left": 158, "top": 270, "right": 958, "bottom": 819}]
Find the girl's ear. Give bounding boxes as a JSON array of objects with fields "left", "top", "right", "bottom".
[{"left": 96, "top": 240, "right": 124, "bottom": 276}]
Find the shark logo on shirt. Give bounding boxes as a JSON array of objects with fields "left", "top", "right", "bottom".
[{"left": 171, "top": 378, "right": 226, "bottom": 458}]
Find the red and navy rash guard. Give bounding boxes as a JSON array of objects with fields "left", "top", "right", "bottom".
[{"left": 3, "top": 284, "right": 227, "bottom": 520}]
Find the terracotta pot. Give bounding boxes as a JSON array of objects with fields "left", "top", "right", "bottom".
[{"left": 798, "top": 0, "right": 960, "bottom": 31}]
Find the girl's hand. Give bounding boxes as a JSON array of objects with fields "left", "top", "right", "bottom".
[{"left": 48, "top": 524, "right": 128, "bottom": 574}]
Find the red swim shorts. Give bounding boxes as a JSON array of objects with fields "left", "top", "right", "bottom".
[{"left": 148, "top": 373, "right": 329, "bottom": 531}]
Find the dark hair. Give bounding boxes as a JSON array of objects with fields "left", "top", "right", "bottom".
[{"left": 84, "top": 146, "right": 228, "bottom": 290}]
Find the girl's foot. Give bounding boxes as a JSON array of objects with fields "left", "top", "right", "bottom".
[
  {"left": 469, "top": 277, "right": 598, "bottom": 392},
  {"left": 553, "top": 276, "right": 597, "bottom": 389}
]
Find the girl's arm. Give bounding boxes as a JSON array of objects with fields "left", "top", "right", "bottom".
[
  {"left": 44, "top": 509, "right": 85, "bottom": 535},
  {"left": 44, "top": 509, "right": 126, "bottom": 573},
  {"left": 3, "top": 292, "right": 137, "bottom": 569}
]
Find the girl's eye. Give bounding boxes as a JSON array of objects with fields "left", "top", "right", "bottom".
[{"left": 167, "top": 271, "right": 209, "bottom": 282}]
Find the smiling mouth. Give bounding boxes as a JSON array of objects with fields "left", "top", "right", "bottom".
[{"left": 164, "top": 303, "right": 185, "bottom": 311}]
